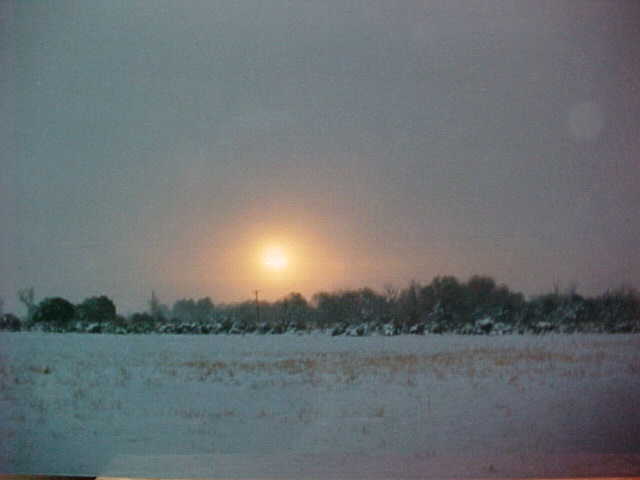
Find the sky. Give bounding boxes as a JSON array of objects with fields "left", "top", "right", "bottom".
[{"left": 2, "top": 1, "right": 639, "bottom": 315}]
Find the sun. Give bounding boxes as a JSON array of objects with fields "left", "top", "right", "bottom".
[{"left": 261, "top": 245, "right": 289, "bottom": 272}]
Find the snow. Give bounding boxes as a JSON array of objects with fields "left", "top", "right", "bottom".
[{"left": 1, "top": 332, "right": 640, "bottom": 478}]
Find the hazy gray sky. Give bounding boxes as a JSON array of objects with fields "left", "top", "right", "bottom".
[{"left": 2, "top": 1, "right": 639, "bottom": 314}]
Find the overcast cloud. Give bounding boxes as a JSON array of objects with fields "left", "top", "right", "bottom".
[{"left": 2, "top": 1, "right": 639, "bottom": 313}]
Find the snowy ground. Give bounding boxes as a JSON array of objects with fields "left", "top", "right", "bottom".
[{"left": 1, "top": 332, "right": 640, "bottom": 478}]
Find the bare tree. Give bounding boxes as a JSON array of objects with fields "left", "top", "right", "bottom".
[
  {"left": 149, "top": 290, "right": 169, "bottom": 321},
  {"left": 18, "top": 287, "right": 36, "bottom": 322}
]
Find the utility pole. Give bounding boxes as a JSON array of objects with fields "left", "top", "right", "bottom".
[{"left": 253, "top": 289, "right": 261, "bottom": 324}]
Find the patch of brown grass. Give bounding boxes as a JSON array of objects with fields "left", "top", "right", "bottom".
[
  {"left": 27, "top": 365, "right": 52, "bottom": 375},
  {"left": 181, "top": 360, "right": 227, "bottom": 372},
  {"left": 373, "top": 406, "right": 385, "bottom": 417},
  {"left": 175, "top": 346, "right": 588, "bottom": 385}
]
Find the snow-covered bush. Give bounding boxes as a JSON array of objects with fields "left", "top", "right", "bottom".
[
  {"left": 345, "top": 323, "right": 368, "bottom": 336},
  {"left": 7, "top": 278, "right": 638, "bottom": 336},
  {"left": 127, "top": 312, "right": 156, "bottom": 334},
  {"left": 228, "top": 321, "right": 247, "bottom": 334},
  {"left": 86, "top": 323, "right": 102, "bottom": 333},
  {"left": 331, "top": 324, "right": 347, "bottom": 336},
  {"left": 475, "top": 317, "right": 494, "bottom": 334},
  {"left": 255, "top": 322, "right": 270, "bottom": 334},
  {"left": 409, "top": 323, "right": 425, "bottom": 335},
  {"left": 381, "top": 323, "right": 398, "bottom": 336},
  {"left": 270, "top": 323, "right": 287, "bottom": 335},
  {"left": 532, "top": 321, "right": 554, "bottom": 334},
  {"left": 0, "top": 313, "right": 21, "bottom": 331},
  {"left": 459, "top": 323, "right": 475, "bottom": 335},
  {"left": 492, "top": 322, "right": 512, "bottom": 335}
]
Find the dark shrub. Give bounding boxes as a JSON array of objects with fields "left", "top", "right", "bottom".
[
  {"left": 0, "top": 313, "right": 21, "bottom": 331},
  {"left": 595, "top": 287, "right": 640, "bottom": 332},
  {"left": 331, "top": 323, "right": 347, "bottom": 336},
  {"left": 76, "top": 296, "right": 117, "bottom": 325},
  {"left": 32, "top": 297, "right": 75, "bottom": 331},
  {"left": 128, "top": 312, "right": 156, "bottom": 333},
  {"left": 172, "top": 297, "right": 215, "bottom": 323}
]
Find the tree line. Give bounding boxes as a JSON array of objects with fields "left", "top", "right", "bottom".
[{"left": 1, "top": 275, "right": 639, "bottom": 335}]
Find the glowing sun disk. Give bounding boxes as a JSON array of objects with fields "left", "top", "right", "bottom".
[{"left": 262, "top": 246, "right": 289, "bottom": 272}]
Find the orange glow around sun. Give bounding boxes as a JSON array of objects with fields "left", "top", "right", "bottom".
[{"left": 195, "top": 211, "right": 352, "bottom": 302}]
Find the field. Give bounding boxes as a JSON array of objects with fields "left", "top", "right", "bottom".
[{"left": 1, "top": 332, "right": 640, "bottom": 478}]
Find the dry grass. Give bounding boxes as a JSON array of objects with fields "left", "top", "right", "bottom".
[
  {"left": 181, "top": 360, "right": 227, "bottom": 377},
  {"left": 115, "top": 366, "right": 130, "bottom": 386},
  {"left": 171, "top": 345, "right": 630, "bottom": 386},
  {"left": 27, "top": 365, "right": 52, "bottom": 375},
  {"left": 175, "top": 408, "right": 235, "bottom": 420},
  {"left": 256, "top": 408, "right": 269, "bottom": 418}
]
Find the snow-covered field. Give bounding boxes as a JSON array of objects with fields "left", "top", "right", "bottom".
[{"left": 2, "top": 332, "right": 640, "bottom": 478}]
